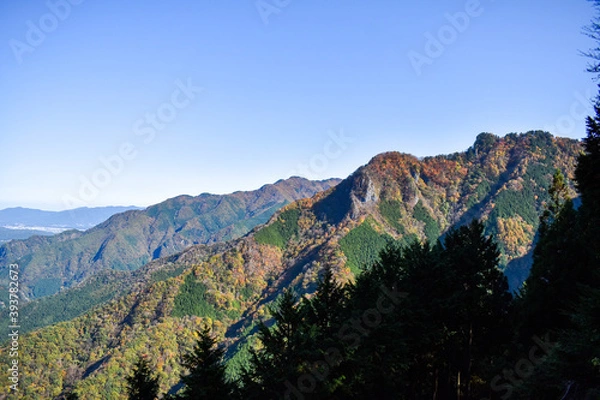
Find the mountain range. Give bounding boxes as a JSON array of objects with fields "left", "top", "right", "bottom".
[
  {"left": 0, "top": 206, "right": 140, "bottom": 242},
  {"left": 0, "top": 131, "right": 583, "bottom": 399},
  {"left": 0, "top": 178, "right": 339, "bottom": 300}
]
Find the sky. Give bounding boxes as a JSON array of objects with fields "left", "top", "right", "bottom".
[{"left": 0, "top": 0, "right": 597, "bottom": 210}]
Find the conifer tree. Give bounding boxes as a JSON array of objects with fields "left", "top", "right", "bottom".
[
  {"left": 517, "top": 170, "right": 581, "bottom": 341},
  {"left": 433, "top": 221, "right": 511, "bottom": 400},
  {"left": 241, "top": 289, "right": 305, "bottom": 399},
  {"left": 126, "top": 357, "right": 160, "bottom": 400},
  {"left": 513, "top": 3, "right": 600, "bottom": 396},
  {"left": 179, "top": 327, "right": 232, "bottom": 400},
  {"left": 305, "top": 266, "right": 345, "bottom": 334}
]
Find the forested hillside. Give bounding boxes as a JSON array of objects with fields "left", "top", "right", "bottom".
[
  {"left": 0, "top": 177, "right": 339, "bottom": 300},
  {"left": 0, "top": 131, "right": 585, "bottom": 399}
]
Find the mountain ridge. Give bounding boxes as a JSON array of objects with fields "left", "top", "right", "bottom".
[
  {"left": 0, "top": 205, "right": 141, "bottom": 228},
  {"left": 0, "top": 131, "right": 584, "bottom": 398},
  {"left": 0, "top": 177, "right": 340, "bottom": 300}
]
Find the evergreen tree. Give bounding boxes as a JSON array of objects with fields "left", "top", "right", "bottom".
[
  {"left": 340, "top": 242, "right": 421, "bottom": 399},
  {"left": 540, "top": 169, "right": 571, "bottom": 232},
  {"left": 575, "top": 89, "right": 600, "bottom": 265},
  {"left": 126, "top": 357, "right": 160, "bottom": 400},
  {"left": 179, "top": 327, "right": 233, "bottom": 400},
  {"left": 337, "top": 222, "right": 511, "bottom": 400},
  {"left": 516, "top": 170, "right": 582, "bottom": 341},
  {"left": 241, "top": 289, "right": 306, "bottom": 399},
  {"left": 512, "top": 5, "right": 600, "bottom": 396},
  {"left": 579, "top": 0, "right": 600, "bottom": 280},
  {"left": 305, "top": 266, "right": 345, "bottom": 334},
  {"left": 432, "top": 221, "right": 512, "bottom": 400},
  {"left": 301, "top": 266, "right": 350, "bottom": 397}
]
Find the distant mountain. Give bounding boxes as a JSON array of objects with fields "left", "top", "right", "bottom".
[
  {"left": 2, "top": 131, "right": 583, "bottom": 399},
  {"left": 0, "top": 226, "right": 54, "bottom": 243},
  {"left": 0, "top": 206, "right": 141, "bottom": 231},
  {"left": 0, "top": 177, "right": 340, "bottom": 299}
]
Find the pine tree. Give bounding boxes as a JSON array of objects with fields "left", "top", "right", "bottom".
[
  {"left": 126, "top": 357, "right": 160, "bottom": 400},
  {"left": 179, "top": 327, "right": 232, "bottom": 400},
  {"left": 338, "top": 222, "right": 511, "bottom": 400},
  {"left": 241, "top": 289, "right": 305, "bottom": 399},
  {"left": 539, "top": 170, "right": 571, "bottom": 234},
  {"left": 517, "top": 170, "right": 582, "bottom": 342},
  {"left": 302, "top": 266, "right": 349, "bottom": 397},
  {"left": 305, "top": 266, "right": 345, "bottom": 334},
  {"left": 434, "top": 221, "right": 512, "bottom": 400}
]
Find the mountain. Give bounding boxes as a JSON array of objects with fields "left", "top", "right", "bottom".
[
  {"left": 0, "top": 206, "right": 140, "bottom": 242},
  {"left": 0, "top": 206, "right": 141, "bottom": 231},
  {"left": 0, "top": 177, "right": 339, "bottom": 300},
  {"left": 0, "top": 226, "right": 54, "bottom": 242},
  {"left": 0, "top": 132, "right": 582, "bottom": 399}
]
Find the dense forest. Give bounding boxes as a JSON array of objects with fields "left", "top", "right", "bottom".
[
  {"left": 125, "top": 128, "right": 598, "bottom": 399},
  {"left": 7, "top": 129, "right": 582, "bottom": 399},
  {"left": 121, "top": 5, "right": 600, "bottom": 400},
  {"left": 125, "top": 157, "right": 599, "bottom": 399}
]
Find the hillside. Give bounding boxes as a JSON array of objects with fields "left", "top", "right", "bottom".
[
  {"left": 0, "top": 131, "right": 582, "bottom": 399},
  {"left": 0, "top": 177, "right": 339, "bottom": 300}
]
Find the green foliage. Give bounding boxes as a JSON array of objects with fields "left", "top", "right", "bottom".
[
  {"left": 473, "top": 132, "right": 498, "bottom": 154},
  {"left": 1, "top": 130, "right": 588, "bottom": 398},
  {"left": 236, "top": 221, "right": 511, "bottom": 399},
  {"left": 523, "top": 162, "right": 555, "bottom": 189},
  {"left": 254, "top": 208, "right": 301, "bottom": 249},
  {"left": 512, "top": 31, "right": 600, "bottom": 395},
  {"left": 378, "top": 199, "right": 405, "bottom": 233},
  {"left": 412, "top": 200, "right": 440, "bottom": 241},
  {"left": 126, "top": 357, "right": 160, "bottom": 400},
  {"left": 357, "top": 221, "right": 511, "bottom": 399},
  {"left": 466, "top": 180, "right": 491, "bottom": 209},
  {"left": 398, "top": 232, "right": 419, "bottom": 247},
  {"left": 476, "top": 180, "right": 491, "bottom": 198},
  {"left": 0, "top": 179, "right": 335, "bottom": 301},
  {"left": 150, "top": 265, "right": 186, "bottom": 283},
  {"left": 239, "top": 285, "right": 254, "bottom": 301},
  {"left": 32, "top": 278, "right": 62, "bottom": 298},
  {"left": 0, "top": 272, "right": 126, "bottom": 337},
  {"left": 225, "top": 340, "right": 253, "bottom": 381},
  {"left": 172, "top": 274, "right": 219, "bottom": 319},
  {"left": 179, "top": 327, "right": 233, "bottom": 399},
  {"left": 490, "top": 185, "right": 538, "bottom": 227},
  {"left": 528, "top": 130, "right": 555, "bottom": 151},
  {"left": 339, "top": 219, "right": 391, "bottom": 274},
  {"left": 241, "top": 289, "right": 305, "bottom": 398},
  {"left": 227, "top": 202, "right": 287, "bottom": 241}
]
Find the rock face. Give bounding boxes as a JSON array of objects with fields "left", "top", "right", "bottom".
[
  {"left": 349, "top": 172, "right": 378, "bottom": 218},
  {"left": 0, "top": 177, "right": 340, "bottom": 299}
]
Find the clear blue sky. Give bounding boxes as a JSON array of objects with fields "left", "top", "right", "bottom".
[{"left": 0, "top": 0, "right": 597, "bottom": 210}]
